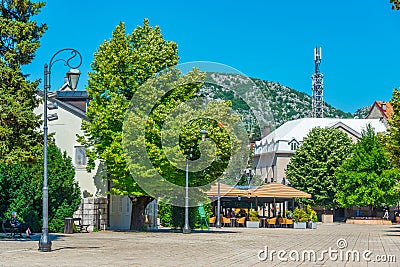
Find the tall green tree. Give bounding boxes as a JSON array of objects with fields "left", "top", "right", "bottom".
[
  {"left": 385, "top": 89, "right": 400, "bottom": 168},
  {"left": 0, "top": 0, "right": 47, "bottom": 163},
  {"left": 78, "top": 20, "right": 180, "bottom": 230},
  {"left": 336, "top": 125, "right": 400, "bottom": 215},
  {"left": 286, "top": 127, "right": 353, "bottom": 208},
  {"left": 80, "top": 20, "right": 243, "bottom": 230}
]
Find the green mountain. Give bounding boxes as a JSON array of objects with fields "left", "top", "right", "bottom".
[
  {"left": 353, "top": 106, "right": 370, "bottom": 119},
  {"left": 200, "top": 72, "right": 353, "bottom": 139}
]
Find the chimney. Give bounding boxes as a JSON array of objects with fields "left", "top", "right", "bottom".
[
  {"left": 263, "top": 124, "right": 271, "bottom": 137},
  {"left": 381, "top": 102, "right": 386, "bottom": 111}
]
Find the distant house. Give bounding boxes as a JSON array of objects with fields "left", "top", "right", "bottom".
[
  {"left": 366, "top": 101, "right": 393, "bottom": 127},
  {"left": 253, "top": 118, "right": 387, "bottom": 184}
]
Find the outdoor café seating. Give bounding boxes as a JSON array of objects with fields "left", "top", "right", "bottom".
[
  {"left": 267, "top": 217, "right": 276, "bottom": 228},
  {"left": 236, "top": 217, "right": 246, "bottom": 227},
  {"left": 221, "top": 216, "right": 231, "bottom": 227},
  {"left": 209, "top": 216, "right": 216, "bottom": 226},
  {"left": 206, "top": 182, "right": 311, "bottom": 229},
  {"left": 280, "top": 218, "right": 293, "bottom": 228}
]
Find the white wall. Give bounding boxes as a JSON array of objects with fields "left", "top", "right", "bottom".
[{"left": 35, "top": 101, "right": 105, "bottom": 197}]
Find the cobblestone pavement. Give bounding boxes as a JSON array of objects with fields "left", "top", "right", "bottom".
[{"left": 1, "top": 223, "right": 400, "bottom": 266}]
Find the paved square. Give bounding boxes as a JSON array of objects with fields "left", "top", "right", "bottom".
[{"left": 1, "top": 223, "right": 400, "bottom": 266}]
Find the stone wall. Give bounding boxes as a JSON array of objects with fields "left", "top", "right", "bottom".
[{"left": 73, "top": 197, "right": 108, "bottom": 231}]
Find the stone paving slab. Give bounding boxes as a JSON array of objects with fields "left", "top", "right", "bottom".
[{"left": 0, "top": 223, "right": 399, "bottom": 266}]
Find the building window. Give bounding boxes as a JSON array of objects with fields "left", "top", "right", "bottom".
[
  {"left": 74, "top": 146, "right": 87, "bottom": 166},
  {"left": 290, "top": 142, "right": 298, "bottom": 151}
]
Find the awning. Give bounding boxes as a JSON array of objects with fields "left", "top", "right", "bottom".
[
  {"left": 206, "top": 183, "right": 247, "bottom": 197},
  {"left": 250, "top": 182, "right": 311, "bottom": 198}
]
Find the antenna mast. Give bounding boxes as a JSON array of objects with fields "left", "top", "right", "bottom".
[{"left": 312, "top": 46, "right": 324, "bottom": 118}]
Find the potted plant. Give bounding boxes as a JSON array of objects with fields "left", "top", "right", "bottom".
[
  {"left": 306, "top": 205, "right": 318, "bottom": 229},
  {"left": 246, "top": 210, "right": 259, "bottom": 228},
  {"left": 293, "top": 207, "right": 308, "bottom": 229}
]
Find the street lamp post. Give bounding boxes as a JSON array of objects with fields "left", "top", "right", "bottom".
[
  {"left": 215, "top": 181, "right": 222, "bottom": 228},
  {"left": 183, "top": 129, "right": 208, "bottom": 234},
  {"left": 39, "top": 48, "right": 82, "bottom": 252},
  {"left": 183, "top": 147, "right": 193, "bottom": 234}
]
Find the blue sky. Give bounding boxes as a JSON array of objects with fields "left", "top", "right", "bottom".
[{"left": 24, "top": 0, "right": 400, "bottom": 113}]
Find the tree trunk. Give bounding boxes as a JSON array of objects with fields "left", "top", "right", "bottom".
[{"left": 129, "top": 196, "right": 154, "bottom": 230}]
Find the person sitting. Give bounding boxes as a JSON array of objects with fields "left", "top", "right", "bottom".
[{"left": 11, "top": 211, "right": 32, "bottom": 239}]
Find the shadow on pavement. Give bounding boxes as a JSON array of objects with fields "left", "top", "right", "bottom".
[
  {"left": 0, "top": 233, "right": 64, "bottom": 242},
  {"left": 107, "top": 228, "right": 239, "bottom": 234},
  {"left": 52, "top": 246, "right": 101, "bottom": 251}
]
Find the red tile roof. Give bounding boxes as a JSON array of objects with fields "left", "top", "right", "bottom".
[
  {"left": 369, "top": 101, "right": 393, "bottom": 119},
  {"left": 374, "top": 101, "right": 393, "bottom": 119}
]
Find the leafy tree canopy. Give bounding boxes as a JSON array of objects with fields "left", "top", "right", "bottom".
[
  {"left": 80, "top": 19, "right": 244, "bottom": 229},
  {"left": 79, "top": 19, "right": 179, "bottom": 180},
  {"left": 286, "top": 127, "right": 353, "bottom": 207},
  {"left": 78, "top": 19, "right": 180, "bottom": 229},
  {"left": 0, "top": 0, "right": 47, "bottom": 163},
  {"left": 123, "top": 67, "right": 243, "bottom": 207},
  {"left": 336, "top": 125, "right": 400, "bottom": 209}
]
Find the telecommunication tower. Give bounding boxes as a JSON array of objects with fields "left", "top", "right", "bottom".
[{"left": 312, "top": 46, "right": 324, "bottom": 118}]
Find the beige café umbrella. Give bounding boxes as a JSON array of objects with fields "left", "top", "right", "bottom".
[
  {"left": 250, "top": 182, "right": 311, "bottom": 198},
  {"left": 206, "top": 183, "right": 247, "bottom": 197}
]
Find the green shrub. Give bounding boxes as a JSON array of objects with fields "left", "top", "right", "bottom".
[
  {"left": 0, "top": 144, "right": 81, "bottom": 232},
  {"left": 49, "top": 201, "right": 80, "bottom": 233},
  {"left": 293, "top": 207, "right": 308, "bottom": 222},
  {"left": 73, "top": 223, "right": 78, "bottom": 233},
  {"left": 158, "top": 202, "right": 212, "bottom": 229},
  {"left": 171, "top": 206, "right": 198, "bottom": 229},
  {"left": 158, "top": 202, "right": 173, "bottom": 227},
  {"left": 249, "top": 210, "right": 259, "bottom": 221},
  {"left": 306, "top": 205, "right": 318, "bottom": 222}
]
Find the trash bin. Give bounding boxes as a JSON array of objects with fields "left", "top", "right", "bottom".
[{"left": 64, "top": 218, "right": 74, "bottom": 234}]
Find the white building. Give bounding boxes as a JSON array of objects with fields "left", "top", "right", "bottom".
[
  {"left": 35, "top": 87, "right": 134, "bottom": 230},
  {"left": 253, "top": 118, "right": 387, "bottom": 184}
]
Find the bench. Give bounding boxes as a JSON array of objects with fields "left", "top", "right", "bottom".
[
  {"left": 73, "top": 218, "right": 89, "bottom": 233},
  {"left": 1, "top": 219, "right": 23, "bottom": 238}
]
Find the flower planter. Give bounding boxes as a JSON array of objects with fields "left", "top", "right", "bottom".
[
  {"left": 293, "top": 222, "right": 307, "bottom": 229},
  {"left": 307, "top": 222, "right": 317, "bottom": 229},
  {"left": 246, "top": 221, "right": 259, "bottom": 228}
]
